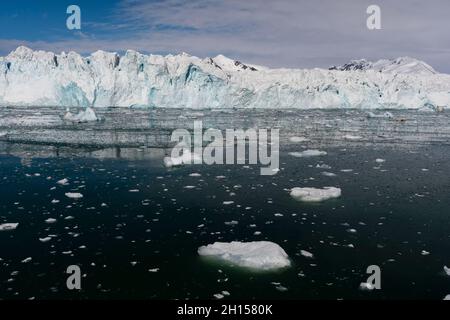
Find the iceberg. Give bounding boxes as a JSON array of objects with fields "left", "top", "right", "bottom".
[
  {"left": 198, "top": 241, "right": 291, "bottom": 270},
  {"left": 63, "top": 107, "right": 99, "bottom": 123},
  {"left": 1, "top": 46, "right": 449, "bottom": 110}
]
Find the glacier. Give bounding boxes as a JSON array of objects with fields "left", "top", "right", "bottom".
[{"left": 0, "top": 46, "right": 449, "bottom": 110}]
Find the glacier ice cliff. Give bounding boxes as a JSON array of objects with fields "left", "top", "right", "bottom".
[{"left": 0, "top": 46, "right": 449, "bottom": 110}]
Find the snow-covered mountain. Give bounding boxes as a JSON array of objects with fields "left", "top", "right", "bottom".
[
  {"left": 0, "top": 46, "right": 449, "bottom": 109},
  {"left": 329, "top": 57, "right": 437, "bottom": 75}
]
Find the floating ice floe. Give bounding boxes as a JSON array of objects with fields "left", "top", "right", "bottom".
[
  {"left": 375, "top": 158, "right": 386, "bottom": 163},
  {"left": 289, "top": 150, "right": 327, "bottom": 158},
  {"left": 0, "top": 223, "right": 19, "bottom": 231},
  {"left": 367, "top": 111, "right": 394, "bottom": 119},
  {"left": 65, "top": 192, "right": 83, "bottom": 199},
  {"left": 289, "top": 136, "right": 310, "bottom": 143},
  {"left": 57, "top": 178, "right": 69, "bottom": 186},
  {"left": 444, "top": 295, "right": 450, "bottom": 300},
  {"left": 359, "top": 282, "right": 376, "bottom": 291},
  {"left": 321, "top": 172, "right": 337, "bottom": 177},
  {"left": 444, "top": 266, "right": 450, "bottom": 276},
  {"left": 163, "top": 151, "right": 202, "bottom": 167},
  {"left": 198, "top": 241, "right": 290, "bottom": 270},
  {"left": 39, "top": 237, "right": 52, "bottom": 242},
  {"left": 300, "top": 250, "right": 314, "bottom": 258},
  {"left": 290, "top": 187, "right": 341, "bottom": 202},
  {"left": 64, "top": 107, "right": 99, "bottom": 123},
  {"left": 343, "top": 134, "right": 363, "bottom": 140}
]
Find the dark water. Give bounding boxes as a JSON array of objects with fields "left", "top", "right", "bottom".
[{"left": 1, "top": 143, "right": 450, "bottom": 300}]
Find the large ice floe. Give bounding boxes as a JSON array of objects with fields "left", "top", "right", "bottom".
[
  {"left": 1, "top": 46, "right": 450, "bottom": 110},
  {"left": 290, "top": 187, "right": 342, "bottom": 202},
  {"left": 198, "top": 241, "right": 291, "bottom": 270},
  {"left": 0, "top": 223, "right": 19, "bottom": 231}
]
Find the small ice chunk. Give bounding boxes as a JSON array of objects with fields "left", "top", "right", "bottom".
[
  {"left": 289, "top": 150, "right": 327, "bottom": 158},
  {"left": 189, "top": 173, "right": 202, "bottom": 177},
  {"left": 65, "top": 192, "right": 83, "bottom": 199},
  {"left": 300, "top": 250, "right": 314, "bottom": 258},
  {"left": 367, "top": 111, "right": 393, "bottom": 119},
  {"left": 198, "top": 241, "right": 290, "bottom": 270},
  {"left": 57, "top": 178, "right": 69, "bottom": 185},
  {"left": 148, "top": 268, "right": 160, "bottom": 272},
  {"left": 45, "top": 218, "right": 57, "bottom": 224},
  {"left": 0, "top": 223, "right": 19, "bottom": 231},
  {"left": 322, "top": 172, "right": 336, "bottom": 177},
  {"left": 39, "top": 237, "right": 52, "bottom": 242},
  {"left": 290, "top": 187, "right": 341, "bottom": 202},
  {"left": 359, "top": 282, "right": 375, "bottom": 291},
  {"left": 375, "top": 158, "right": 386, "bottom": 163},
  {"left": 444, "top": 266, "right": 450, "bottom": 276},
  {"left": 289, "top": 136, "right": 310, "bottom": 143},
  {"left": 343, "top": 134, "right": 363, "bottom": 140}
]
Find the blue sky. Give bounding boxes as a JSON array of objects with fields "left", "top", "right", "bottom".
[{"left": 1, "top": 0, "right": 449, "bottom": 72}]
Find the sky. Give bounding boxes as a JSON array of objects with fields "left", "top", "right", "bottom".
[{"left": 0, "top": 0, "right": 449, "bottom": 72}]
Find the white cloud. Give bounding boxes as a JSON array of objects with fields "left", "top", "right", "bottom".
[{"left": 1, "top": 0, "right": 450, "bottom": 72}]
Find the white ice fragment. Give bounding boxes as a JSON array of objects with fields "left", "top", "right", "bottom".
[
  {"left": 45, "top": 218, "right": 57, "bottom": 224},
  {"left": 189, "top": 173, "right": 201, "bottom": 177},
  {"left": 359, "top": 282, "right": 375, "bottom": 291},
  {"left": 39, "top": 237, "right": 52, "bottom": 242},
  {"left": 57, "top": 178, "right": 69, "bottom": 185},
  {"left": 65, "top": 192, "right": 83, "bottom": 199},
  {"left": 300, "top": 250, "right": 314, "bottom": 259},
  {"left": 64, "top": 107, "right": 98, "bottom": 123},
  {"left": 289, "top": 136, "right": 310, "bottom": 143},
  {"left": 0, "top": 223, "right": 19, "bottom": 231},
  {"left": 367, "top": 111, "right": 394, "bottom": 119},
  {"left": 198, "top": 241, "right": 290, "bottom": 270},
  {"left": 343, "top": 134, "right": 363, "bottom": 140},
  {"left": 443, "top": 266, "right": 450, "bottom": 276},
  {"left": 289, "top": 150, "right": 327, "bottom": 158},
  {"left": 322, "top": 172, "right": 337, "bottom": 177},
  {"left": 290, "top": 187, "right": 341, "bottom": 202}
]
